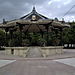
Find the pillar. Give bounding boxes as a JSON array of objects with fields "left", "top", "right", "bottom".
[
  {"left": 45, "top": 25, "right": 49, "bottom": 46},
  {"left": 9, "top": 29, "right": 13, "bottom": 47},
  {"left": 60, "top": 28, "right": 63, "bottom": 46},
  {"left": 19, "top": 25, "right": 23, "bottom": 46},
  {"left": 5, "top": 28, "right": 9, "bottom": 46}
]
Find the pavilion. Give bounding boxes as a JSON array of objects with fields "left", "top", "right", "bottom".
[{"left": 0, "top": 6, "right": 70, "bottom": 46}]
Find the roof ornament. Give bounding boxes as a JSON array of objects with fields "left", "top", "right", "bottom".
[
  {"left": 3, "top": 18, "right": 7, "bottom": 24},
  {"left": 32, "top": 6, "right": 36, "bottom": 14}
]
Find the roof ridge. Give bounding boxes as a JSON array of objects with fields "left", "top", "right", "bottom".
[{"left": 20, "top": 7, "right": 49, "bottom": 20}]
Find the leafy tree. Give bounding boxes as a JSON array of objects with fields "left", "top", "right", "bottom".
[
  {"left": 63, "top": 21, "right": 75, "bottom": 48},
  {"left": 0, "top": 29, "right": 5, "bottom": 46}
]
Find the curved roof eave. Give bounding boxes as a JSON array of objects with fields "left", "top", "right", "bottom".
[
  {"left": 52, "top": 21, "right": 70, "bottom": 28},
  {"left": 20, "top": 7, "right": 49, "bottom": 20}
]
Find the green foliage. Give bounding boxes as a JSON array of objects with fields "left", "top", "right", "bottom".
[
  {"left": 8, "top": 31, "right": 22, "bottom": 46},
  {"left": 1, "top": 21, "right": 75, "bottom": 47},
  {"left": 0, "top": 29, "right": 5, "bottom": 46},
  {"left": 29, "top": 33, "right": 42, "bottom": 46},
  {"left": 63, "top": 21, "right": 75, "bottom": 45}
]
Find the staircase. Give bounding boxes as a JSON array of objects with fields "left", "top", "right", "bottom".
[{"left": 26, "top": 47, "right": 42, "bottom": 58}]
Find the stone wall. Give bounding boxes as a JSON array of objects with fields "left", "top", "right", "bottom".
[
  {"left": 40, "top": 46, "right": 63, "bottom": 57},
  {"left": 5, "top": 47, "right": 29, "bottom": 57},
  {"left": 5, "top": 46, "right": 63, "bottom": 57}
]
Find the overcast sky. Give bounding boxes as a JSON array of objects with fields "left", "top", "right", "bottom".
[{"left": 0, "top": 0, "right": 75, "bottom": 23}]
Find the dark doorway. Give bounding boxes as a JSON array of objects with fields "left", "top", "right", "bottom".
[{"left": 11, "top": 49, "right": 14, "bottom": 54}]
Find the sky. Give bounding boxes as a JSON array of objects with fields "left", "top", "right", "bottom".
[{"left": 0, "top": 0, "right": 75, "bottom": 23}]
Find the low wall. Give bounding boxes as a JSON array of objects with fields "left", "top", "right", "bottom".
[
  {"left": 5, "top": 46, "right": 64, "bottom": 57},
  {"left": 40, "top": 46, "right": 64, "bottom": 57},
  {"left": 5, "top": 47, "right": 29, "bottom": 57}
]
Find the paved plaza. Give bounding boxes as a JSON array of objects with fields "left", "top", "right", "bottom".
[
  {"left": 0, "top": 49, "right": 75, "bottom": 75},
  {"left": 0, "top": 60, "right": 16, "bottom": 68}
]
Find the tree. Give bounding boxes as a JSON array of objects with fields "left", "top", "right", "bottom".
[
  {"left": 63, "top": 21, "right": 75, "bottom": 48},
  {"left": 0, "top": 29, "right": 5, "bottom": 46}
]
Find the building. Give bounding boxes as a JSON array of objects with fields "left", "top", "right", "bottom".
[{"left": 0, "top": 6, "right": 70, "bottom": 46}]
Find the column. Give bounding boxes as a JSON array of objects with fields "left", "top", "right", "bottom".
[
  {"left": 60, "top": 28, "right": 63, "bottom": 46},
  {"left": 19, "top": 25, "right": 23, "bottom": 46},
  {"left": 45, "top": 25, "right": 49, "bottom": 46},
  {"left": 5, "top": 28, "right": 9, "bottom": 47},
  {"left": 9, "top": 29, "right": 13, "bottom": 47}
]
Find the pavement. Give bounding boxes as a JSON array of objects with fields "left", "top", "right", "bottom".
[
  {"left": 0, "top": 49, "right": 75, "bottom": 75},
  {"left": 0, "top": 58, "right": 75, "bottom": 75},
  {"left": 54, "top": 58, "right": 75, "bottom": 67},
  {"left": 0, "top": 60, "right": 16, "bottom": 67},
  {"left": 26, "top": 47, "right": 42, "bottom": 58}
]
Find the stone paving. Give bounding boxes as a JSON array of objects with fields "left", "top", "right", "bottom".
[
  {"left": 0, "top": 59, "right": 75, "bottom": 75},
  {"left": 0, "top": 49, "right": 75, "bottom": 75},
  {"left": 0, "top": 60, "right": 16, "bottom": 67},
  {"left": 27, "top": 47, "right": 42, "bottom": 58},
  {"left": 54, "top": 58, "right": 75, "bottom": 67}
]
